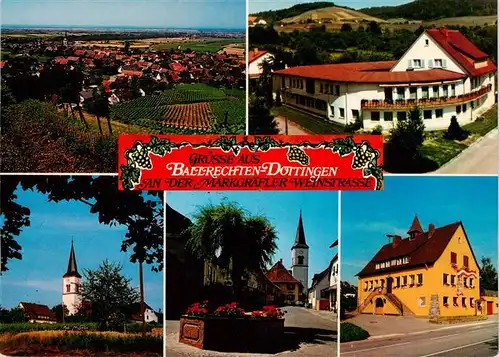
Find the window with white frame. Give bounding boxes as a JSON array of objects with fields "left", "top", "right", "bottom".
[
  {"left": 434, "top": 59, "right": 443, "bottom": 67},
  {"left": 413, "top": 59, "right": 423, "bottom": 68}
]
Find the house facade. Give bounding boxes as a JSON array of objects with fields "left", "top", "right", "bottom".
[
  {"left": 19, "top": 302, "right": 57, "bottom": 324},
  {"left": 272, "top": 28, "right": 496, "bottom": 131},
  {"left": 357, "top": 216, "right": 485, "bottom": 318},
  {"left": 308, "top": 253, "right": 338, "bottom": 311},
  {"left": 266, "top": 259, "right": 303, "bottom": 304},
  {"left": 129, "top": 302, "right": 159, "bottom": 323},
  {"left": 249, "top": 48, "right": 274, "bottom": 79}
]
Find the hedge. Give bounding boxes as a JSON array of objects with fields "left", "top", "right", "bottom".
[{"left": 339, "top": 322, "right": 370, "bottom": 342}]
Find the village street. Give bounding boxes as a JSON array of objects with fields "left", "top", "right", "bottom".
[
  {"left": 434, "top": 128, "right": 498, "bottom": 175},
  {"left": 166, "top": 306, "right": 338, "bottom": 357},
  {"left": 340, "top": 315, "right": 498, "bottom": 357}
]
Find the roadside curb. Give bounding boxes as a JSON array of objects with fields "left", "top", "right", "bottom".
[
  {"left": 367, "top": 319, "right": 497, "bottom": 340},
  {"left": 433, "top": 127, "right": 498, "bottom": 173}
]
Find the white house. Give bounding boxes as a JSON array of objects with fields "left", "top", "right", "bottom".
[
  {"left": 129, "top": 303, "right": 159, "bottom": 323},
  {"left": 272, "top": 27, "right": 497, "bottom": 131},
  {"left": 308, "top": 253, "right": 338, "bottom": 311},
  {"left": 249, "top": 48, "right": 274, "bottom": 80}
]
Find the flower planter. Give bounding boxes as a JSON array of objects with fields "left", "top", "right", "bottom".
[{"left": 179, "top": 316, "right": 285, "bottom": 351}]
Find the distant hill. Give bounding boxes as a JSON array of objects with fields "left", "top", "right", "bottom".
[
  {"left": 280, "top": 6, "right": 385, "bottom": 24},
  {"left": 361, "top": 0, "right": 497, "bottom": 21},
  {"left": 252, "top": 2, "right": 343, "bottom": 23}
]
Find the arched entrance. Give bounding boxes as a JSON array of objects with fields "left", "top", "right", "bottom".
[{"left": 375, "top": 297, "right": 384, "bottom": 315}]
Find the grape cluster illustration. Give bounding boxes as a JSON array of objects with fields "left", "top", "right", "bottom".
[
  {"left": 287, "top": 146, "right": 310, "bottom": 165},
  {"left": 352, "top": 144, "right": 375, "bottom": 169},
  {"left": 127, "top": 143, "right": 153, "bottom": 169}
]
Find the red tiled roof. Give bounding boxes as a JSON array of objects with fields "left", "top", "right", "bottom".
[
  {"left": 275, "top": 61, "right": 467, "bottom": 84},
  {"left": 169, "top": 63, "right": 186, "bottom": 72},
  {"left": 122, "top": 70, "right": 143, "bottom": 77},
  {"left": 20, "top": 302, "right": 57, "bottom": 322},
  {"left": 357, "top": 221, "right": 479, "bottom": 278},
  {"left": 249, "top": 49, "right": 269, "bottom": 63},
  {"left": 54, "top": 57, "right": 69, "bottom": 65},
  {"left": 427, "top": 28, "right": 497, "bottom": 77},
  {"left": 74, "top": 50, "right": 86, "bottom": 56},
  {"left": 266, "top": 260, "right": 300, "bottom": 283}
]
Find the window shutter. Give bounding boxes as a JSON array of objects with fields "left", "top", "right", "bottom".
[
  {"left": 408, "top": 59, "right": 412, "bottom": 68},
  {"left": 442, "top": 59, "right": 447, "bottom": 68},
  {"left": 428, "top": 59, "right": 433, "bottom": 68},
  {"left": 421, "top": 59, "right": 425, "bottom": 68}
]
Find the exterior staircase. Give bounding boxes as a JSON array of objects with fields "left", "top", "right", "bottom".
[
  {"left": 358, "top": 290, "right": 379, "bottom": 313},
  {"left": 386, "top": 293, "right": 415, "bottom": 316}
]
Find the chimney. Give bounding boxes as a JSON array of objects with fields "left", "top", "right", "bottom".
[
  {"left": 392, "top": 235, "right": 402, "bottom": 248},
  {"left": 254, "top": 48, "right": 259, "bottom": 55},
  {"left": 428, "top": 224, "right": 435, "bottom": 238},
  {"left": 440, "top": 27, "right": 448, "bottom": 38}
]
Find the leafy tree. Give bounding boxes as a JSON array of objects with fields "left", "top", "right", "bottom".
[
  {"left": 248, "top": 95, "right": 279, "bottom": 135},
  {"left": 51, "top": 304, "right": 69, "bottom": 322},
  {"left": 480, "top": 257, "right": 498, "bottom": 291},
  {"left": 385, "top": 106, "right": 425, "bottom": 172},
  {"left": 82, "top": 260, "right": 139, "bottom": 330},
  {"left": 340, "top": 281, "right": 357, "bottom": 320},
  {"left": 185, "top": 201, "right": 278, "bottom": 301},
  {"left": 8, "top": 307, "right": 26, "bottom": 322},
  {"left": 0, "top": 176, "right": 163, "bottom": 273},
  {"left": 341, "top": 23, "right": 353, "bottom": 32},
  {"left": 367, "top": 21, "right": 382, "bottom": 35}
]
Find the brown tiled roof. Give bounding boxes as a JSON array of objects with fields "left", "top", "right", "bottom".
[
  {"left": 274, "top": 61, "right": 466, "bottom": 84},
  {"left": 266, "top": 260, "right": 300, "bottom": 283},
  {"left": 20, "top": 302, "right": 57, "bottom": 322},
  {"left": 249, "top": 49, "right": 269, "bottom": 63},
  {"left": 357, "top": 221, "right": 473, "bottom": 278}
]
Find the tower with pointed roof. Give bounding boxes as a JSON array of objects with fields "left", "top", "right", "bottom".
[
  {"left": 62, "top": 240, "right": 82, "bottom": 315},
  {"left": 408, "top": 215, "right": 424, "bottom": 240},
  {"left": 291, "top": 210, "right": 309, "bottom": 295}
]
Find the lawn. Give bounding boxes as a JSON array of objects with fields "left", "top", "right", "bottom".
[
  {"left": 152, "top": 39, "right": 244, "bottom": 52},
  {"left": 420, "top": 105, "right": 498, "bottom": 167},
  {"left": 462, "top": 104, "right": 498, "bottom": 136},
  {"left": 272, "top": 106, "right": 344, "bottom": 134}
]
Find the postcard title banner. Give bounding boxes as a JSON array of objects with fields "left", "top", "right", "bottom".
[{"left": 118, "top": 135, "right": 384, "bottom": 191}]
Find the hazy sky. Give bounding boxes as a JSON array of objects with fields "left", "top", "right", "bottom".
[
  {"left": 342, "top": 176, "right": 498, "bottom": 285},
  {"left": 167, "top": 191, "right": 339, "bottom": 289},
  {"left": 250, "top": 0, "right": 412, "bottom": 14},
  {"left": 0, "top": 186, "right": 163, "bottom": 312},
  {"left": 2, "top": 0, "right": 246, "bottom": 29}
]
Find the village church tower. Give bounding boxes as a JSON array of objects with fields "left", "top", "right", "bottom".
[
  {"left": 291, "top": 210, "right": 309, "bottom": 295},
  {"left": 62, "top": 241, "right": 82, "bottom": 315}
]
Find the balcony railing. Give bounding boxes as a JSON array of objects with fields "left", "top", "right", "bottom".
[{"left": 361, "top": 84, "right": 492, "bottom": 110}]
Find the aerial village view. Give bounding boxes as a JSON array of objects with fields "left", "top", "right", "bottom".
[
  {"left": 0, "top": 176, "right": 164, "bottom": 356},
  {"left": 340, "top": 176, "right": 498, "bottom": 357},
  {"left": 248, "top": 0, "right": 498, "bottom": 175},
  {"left": 166, "top": 192, "right": 339, "bottom": 357},
  {"left": 1, "top": 0, "right": 246, "bottom": 173}
]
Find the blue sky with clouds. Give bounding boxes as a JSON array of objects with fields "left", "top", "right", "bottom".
[
  {"left": 341, "top": 176, "right": 498, "bottom": 285},
  {"left": 0, "top": 187, "right": 163, "bottom": 312},
  {"left": 250, "top": 0, "right": 412, "bottom": 14},
  {"left": 167, "top": 191, "right": 339, "bottom": 289},
  {"left": 2, "top": 0, "right": 245, "bottom": 29}
]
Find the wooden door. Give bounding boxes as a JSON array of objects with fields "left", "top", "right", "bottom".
[
  {"left": 487, "top": 301, "right": 493, "bottom": 315},
  {"left": 375, "top": 298, "right": 384, "bottom": 315}
]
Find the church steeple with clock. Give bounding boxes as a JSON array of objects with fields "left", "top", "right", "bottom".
[{"left": 291, "top": 210, "right": 309, "bottom": 294}]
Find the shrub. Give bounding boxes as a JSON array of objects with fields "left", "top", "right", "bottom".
[
  {"left": 344, "top": 117, "right": 363, "bottom": 133},
  {"left": 371, "top": 125, "right": 383, "bottom": 135},
  {"left": 444, "top": 115, "right": 469, "bottom": 141},
  {"left": 340, "top": 322, "right": 369, "bottom": 342},
  {"left": 125, "top": 323, "right": 152, "bottom": 333},
  {"left": 0, "top": 322, "right": 97, "bottom": 333}
]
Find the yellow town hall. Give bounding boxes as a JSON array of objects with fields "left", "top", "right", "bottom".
[{"left": 357, "top": 216, "right": 489, "bottom": 318}]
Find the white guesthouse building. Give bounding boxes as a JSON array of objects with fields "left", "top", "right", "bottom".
[{"left": 272, "top": 27, "right": 497, "bottom": 131}]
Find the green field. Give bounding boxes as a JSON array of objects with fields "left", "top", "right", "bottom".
[
  {"left": 152, "top": 39, "right": 244, "bottom": 52},
  {"left": 111, "top": 84, "right": 245, "bottom": 132}
]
